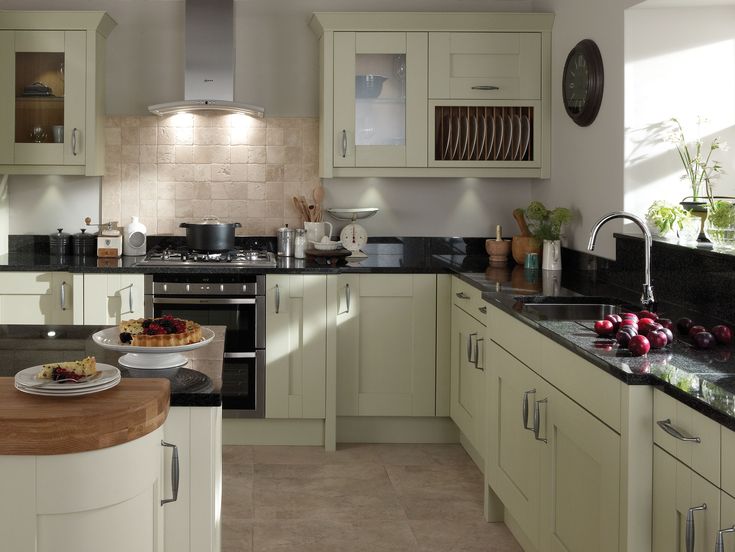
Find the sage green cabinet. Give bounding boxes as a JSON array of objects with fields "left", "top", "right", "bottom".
[
  {"left": 265, "top": 275, "right": 327, "bottom": 419},
  {"left": 0, "top": 271, "right": 76, "bottom": 324},
  {"left": 0, "top": 11, "right": 115, "bottom": 175},
  {"left": 82, "top": 273, "right": 146, "bottom": 325},
  {"left": 336, "top": 274, "right": 436, "bottom": 416}
]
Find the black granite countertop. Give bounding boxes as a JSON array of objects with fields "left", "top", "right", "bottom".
[
  {"left": 448, "top": 264, "right": 735, "bottom": 432},
  {"left": 0, "top": 325, "right": 224, "bottom": 407}
]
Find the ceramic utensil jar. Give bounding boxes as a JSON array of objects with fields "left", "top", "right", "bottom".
[
  {"left": 304, "top": 221, "right": 333, "bottom": 243},
  {"left": 542, "top": 240, "right": 562, "bottom": 271}
]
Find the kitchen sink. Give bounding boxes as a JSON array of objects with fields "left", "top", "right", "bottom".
[{"left": 515, "top": 296, "right": 629, "bottom": 321}]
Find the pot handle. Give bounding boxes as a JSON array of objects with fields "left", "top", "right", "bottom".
[
  {"left": 179, "top": 222, "right": 189, "bottom": 228},
  {"left": 233, "top": 222, "right": 242, "bottom": 228}
]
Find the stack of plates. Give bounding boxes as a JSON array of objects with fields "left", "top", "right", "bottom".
[{"left": 14, "top": 364, "right": 121, "bottom": 397}]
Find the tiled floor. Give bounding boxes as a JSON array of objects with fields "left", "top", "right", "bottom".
[{"left": 222, "top": 443, "right": 523, "bottom": 552}]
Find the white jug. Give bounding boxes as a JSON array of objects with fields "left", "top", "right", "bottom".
[
  {"left": 304, "top": 221, "right": 333, "bottom": 243},
  {"left": 542, "top": 239, "right": 562, "bottom": 271}
]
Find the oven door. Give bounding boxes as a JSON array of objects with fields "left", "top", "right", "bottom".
[
  {"left": 221, "top": 350, "right": 265, "bottom": 417},
  {"left": 151, "top": 296, "right": 265, "bottom": 352}
]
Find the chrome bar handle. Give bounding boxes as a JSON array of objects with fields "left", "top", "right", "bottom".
[
  {"left": 455, "top": 292, "right": 470, "bottom": 300},
  {"left": 341, "top": 129, "right": 347, "bottom": 158},
  {"left": 478, "top": 306, "right": 487, "bottom": 314},
  {"left": 72, "top": 127, "right": 79, "bottom": 156},
  {"left": 275, "top": 284, "right": 280, "bottom": 314},
  {"left": 522, "top": 389, "right": 536, "bottom": 430},
  {"left": 657, "top": 419, "right": 701, "bottom": 443},
  {"left": 474, "top": 338, "right": 484, "bottom": 371},
  {"left": 60, "top": 281, "right": 67, "bottom": 311},
  {"left": 716, "top": 525, "right": 735, "bottom": 552},
  {"left": 533, "top": 398, "right": 548, "bottom": 443},
  {"left": 471, "top": 85, "right": 500, "bottom": 91},
  {"left": 467, "top": 332, "right": 477, "bottom": 363},
  {"left": 345, "top": 283, "right": 351, "bottom": 313},
  {"left": 686, "top": 504, "right": 707, "bottom": 552},
  {"left": 160, "top": 440, "right": 180, "bottom": 506},
  {"left": 128, "top": 284, "right": 134, "bottom": 314}
]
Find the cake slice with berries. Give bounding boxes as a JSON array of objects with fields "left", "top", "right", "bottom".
[
  {"left": 38, "top": 356, "right": 97, "bottom": 381},
  {"left": 119, "top": 315, "right": 202, "bottom": 347}
]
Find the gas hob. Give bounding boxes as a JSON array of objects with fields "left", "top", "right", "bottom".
[{"left": 137, "top": 246, "right": 277, "bottom": 267}]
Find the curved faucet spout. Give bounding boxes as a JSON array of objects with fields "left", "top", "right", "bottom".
[{"left": 587, "top": 211, "right": 655, "bottom": 309}]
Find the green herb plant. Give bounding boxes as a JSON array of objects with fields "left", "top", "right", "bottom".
[
  {"left": 645, "top": 200, "right": 694, "bottom": 235},
  {"left": 707, "top": 199, "right": 735, "bottom": 229},
  {"left": 523, "top": 201, "right": 572, "bottom": 242}
]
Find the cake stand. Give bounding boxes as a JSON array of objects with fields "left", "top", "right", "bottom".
[
  {"left": 327, "top": 208, "right": 379, "bottom": 258},
  {"left": 92, "top": 327, "right": 215, "bottom": 369}
]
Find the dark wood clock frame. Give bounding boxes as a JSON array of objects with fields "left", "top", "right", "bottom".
[{"left": 562, "top": 39, "right": 604, "bottom": 127}]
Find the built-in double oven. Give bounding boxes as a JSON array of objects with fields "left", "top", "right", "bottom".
[{"left": 144, "top": 273, "right": 265, "bottom": 417}]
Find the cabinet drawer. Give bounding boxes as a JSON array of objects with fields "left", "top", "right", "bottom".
[
  {"left": 653, "top": 389, "right": 720, "bottom": 486},
  {"left": 0, "top": 272, "right": 56, "bottom": 295},
  {"left": 429, "top": 32, "right": 541, "bottom": 100},
  {"left": 487, "top": 303, "right": 542, "bottom": 370},
  {"left": 451, "top": 276, "right": 486, "bottom": 321}
]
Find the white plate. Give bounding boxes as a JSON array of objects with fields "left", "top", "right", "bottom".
[
  {"left": 117, "top": 353, "right": 189, "bottom": 370},
  {"left": 92, "top": 326, "right": 215, "bottom": 354},
  {"left": 310, "top": 240, "right": 343, "bottom": 251},
  {"left": 15, "top": 375, "right": 121, "bottom": 397},
  {"left": 15, "top": 363, "right": 120, "bottom": 390}
]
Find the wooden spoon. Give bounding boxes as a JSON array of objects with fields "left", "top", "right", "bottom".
[
  {"left": 512, "top": 208, "right": 532, "bottom": 237},
  {"left": 313, "top": 186, "right": 325, "bottom": 222}
]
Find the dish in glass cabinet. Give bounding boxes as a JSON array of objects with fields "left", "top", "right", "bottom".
[{"left": 521, "top": 114, "right": 531, "bottom": 160}]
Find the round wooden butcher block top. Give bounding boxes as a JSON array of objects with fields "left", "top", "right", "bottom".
[{"left": 0, "top": 377, "right": 170, "bottom": 455}]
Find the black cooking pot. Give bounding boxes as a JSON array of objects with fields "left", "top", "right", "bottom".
[{"left": 179, "top": 217, "right": 242, "bottom": 251}]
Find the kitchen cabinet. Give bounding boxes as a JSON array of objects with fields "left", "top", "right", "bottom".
[
  {"left": 265, "top": 275, "right": 327, "bottom": 419},
  {"left": 162, "top": 406, "right": 222, "bottom": 552},
  {"left": 0, "top": 11, "right": 116, "bottom": 176},
  {"left": 652, "top": 445, "right": 720, "bottom": 552},
  {"left": 0, "top": 271, "right": 76, "bottom": 324},
  {"left": 336, "top": 274, "right": 436, "bottom": 416},
  {"left": 1, "top": 427, "right": 166, "bottom": 552},
  {"left": 310, "top": 12, "right": 552, "bottom": 178},
  {"left": 449, "top": 278, "right": 487, "bottom": 465},
  {"left": 485, "top": 302, "right": 650, "bottom": 552},
  {"left": 82, "top": 273, "right": 146, "bottom": 325}
]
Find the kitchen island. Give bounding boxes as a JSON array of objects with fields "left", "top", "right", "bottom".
[{"left": 0, "top": 324, "right": 224, "bottom": 552}]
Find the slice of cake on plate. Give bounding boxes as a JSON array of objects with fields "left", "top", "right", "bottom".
[{"left": 38, "top": 356, "right": 97, "bottom": 381}]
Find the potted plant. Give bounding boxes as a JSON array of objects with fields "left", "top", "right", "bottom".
[
  {"left": 523, "top": 201, "right": 572, "bottom": 270},
  {"left": 645, "top": 200, "right": 697, "bottom": 240}
]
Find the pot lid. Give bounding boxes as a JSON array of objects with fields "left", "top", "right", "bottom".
[{"left": 185, "top": 216, "right": 238, "bottom": 226}]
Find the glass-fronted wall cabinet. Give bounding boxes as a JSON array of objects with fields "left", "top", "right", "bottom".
[
  {"left": 333, "top": 32, "right": 427, "bottom": 169},
  {"left": 0, "top": 12, "right": 116, "bottom": 176}
]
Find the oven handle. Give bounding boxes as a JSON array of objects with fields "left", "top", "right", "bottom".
[
  {"left": 223, "top": 352, "right": 257, "bottom": 359},
  {"left": 152, "top": 297, "right": 257, "bottom": 305}
]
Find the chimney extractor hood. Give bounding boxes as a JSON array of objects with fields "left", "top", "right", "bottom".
[{"left": 148, "top": 0, "right": 264, "bottom": 118}]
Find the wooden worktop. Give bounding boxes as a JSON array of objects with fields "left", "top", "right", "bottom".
[{"left": 0, "top": 377, "right": 170, "bottom": 455}]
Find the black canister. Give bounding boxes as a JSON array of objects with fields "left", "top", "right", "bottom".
[
  {"left": 49, "top": 228, "right": 71, "bottom": 256},
  {"left": 72, "top": 228, "right": 97, "bottom": 256}
]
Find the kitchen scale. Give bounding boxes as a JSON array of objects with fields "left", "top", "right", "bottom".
[{"left": 327, "top": 208, "right": 379, "bottom": 258}]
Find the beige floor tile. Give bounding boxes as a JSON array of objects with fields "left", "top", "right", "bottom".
[
  {"left": 385, "top": 464, "right": 484, "bottom": 500},
  {"left": 409, "top": 520, "right": 523, "bottom": 552},
  {"left": 224, "top": 445, "right": 255, "bottom": 465},
  {"left": 253, "top": 444, "right": 381, "bottom": 465},
  {"left": 223, "top": 463, "right": 254, "bottom": 520},
  {"left": 222, "top": 518, "right": 253, "bottom": 552}
]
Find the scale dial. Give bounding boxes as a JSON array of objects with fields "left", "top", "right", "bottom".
[{"left": 340, "top": 223, "right": 368, "bottom": 253}]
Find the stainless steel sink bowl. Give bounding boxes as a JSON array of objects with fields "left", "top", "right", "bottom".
[{"left": 515, "top": 296, "right": 629, "bottom": 321}]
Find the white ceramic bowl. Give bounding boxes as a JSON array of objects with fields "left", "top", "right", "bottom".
[{"left": 311, "top": 240, "right": 342, "bottom": 251}]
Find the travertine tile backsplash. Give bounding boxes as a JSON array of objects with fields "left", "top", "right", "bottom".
[{"left": 102, "top": 114, "right": 319, "bottom": 236}]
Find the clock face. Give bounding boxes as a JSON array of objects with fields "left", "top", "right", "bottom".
[
  {"left": 339, "top": 223, "right": 368, "bottom": 252},
  {"left": 562, "top": 39, "right": 604, "bottom": 127}
]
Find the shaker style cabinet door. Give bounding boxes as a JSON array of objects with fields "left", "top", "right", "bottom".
[
  {"left": 652, "top": 445, "right": 720, "bottom": 552},
  {"left": 82, "top": 273, "right": 146, "bottom": 325},
  {"left": 486, "top": 340, "right": 543, "bottom": 551},
  {"left": 336, "top": 274, "right": 436, "bottom": 417},
  {"left": 333, "top": 31, "right": 428, "bottom": 169},
  {"left": 265, "top": 275, "right": 327, "bottom": 419}
]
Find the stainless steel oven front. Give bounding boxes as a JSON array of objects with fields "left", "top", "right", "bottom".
[{"left": 145, "top": 274, "right": 266, "bottom": 417}]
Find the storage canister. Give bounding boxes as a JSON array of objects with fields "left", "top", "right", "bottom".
[
  {"left": 294, "top": 229, "right": 306, "bottom": 259},
  {"left": 277, "top": 224, "right": 294, "bottom": 257},
  {"left": 72, "top": 228, "right": 97, "bottom": 257},
  {"left": 49, "top": 228, "right": 71, "bottom": 256}
]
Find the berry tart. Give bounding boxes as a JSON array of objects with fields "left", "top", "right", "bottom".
[
  {"left": 119, "top": 315, "right": 202, "bottom": 347},
  {"left": 38, "top": 356, "right": 97, "bottom": 381}
]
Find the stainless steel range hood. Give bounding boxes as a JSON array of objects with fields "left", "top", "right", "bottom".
[{"left": 148, "top": 0, "right": 264, "bottom": 118}]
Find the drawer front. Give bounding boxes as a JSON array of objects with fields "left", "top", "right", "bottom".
[
  {"left": 722, "top": 425, "right": 735, "bottom": 497},
  {"left": 653, "top": 388, "right": 720, "bottom": 486},
  {"left": 429, "top": 32, "right": 542, "bottom": 100},
  {"left": 0, "top": 272, "right": 55, "bottom": 295},
  {"left": 487, "top": 303, "right": 542, "bottom": 370},
  {"left": 451, "top": 276, "right": 486, "bottom": 322}
]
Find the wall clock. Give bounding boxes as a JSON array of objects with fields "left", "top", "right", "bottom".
[{"left": 562, "top": 39, "right": 604, "bottom": 127}]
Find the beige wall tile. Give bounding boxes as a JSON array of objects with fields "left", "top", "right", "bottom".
[
  {"left": 176, "top": 182, "right": 195, "bottom": 200},
  {"left": 266, "top": 182, "right": 284, "bottom": 200},
  {"left": 158, "top": 163, "right": 177, "bottom": 181},
  {"left": 267, "top": 128, "right": 284, "bottom": 146},
  {"left": 248, "top": 182, "right": 266, "bottom": 200},
  {"left": 105, "top": 127, "right": 122, "bottom": 146},
  {"left": 158, "top": 181, "right": 175, "bottom": 200},
  {"left": 140, "top": 164, "right": 157, "bottom": 185},
  {"left": 139, "top": 127, "right": 157, "bottom": 144},
  {"left": 266, "top": 146, "right": 286, "bottom": 165},
  {"left": 249, "top": 165, "right": 266, "bottom": 182},
  {"left": 121, "top": 127, "right": 140, "bottom": 145},
  {"left": 231, "top": 146, "right": 249, "bottom": 164},
  {"left": 231, "top": 164, "right": 248, "bottom": 182},
  {"left": 212, "top": 164, "right": 232, "bottom": 182},
  {"left": 157, "top": 200, "right": 174, "bottom": 218},
  {"left": 266, "top": 165, "right": 284, "bottom": 182},
  {"left": 157, "top": 145, "right": 175, "bottom": 164},
  {"left": 194, "top": 182, "right": 212, "bottom": 199},
  {"left": 121, "top": 145, "right": 140, "bottom": 163},
  {"left": 194, "top": 164, "right": 212, "bottom": 182},
  {"left": 157, "top": 218, "right": 174, "bottom": 234},
  {"left": 157, "top": 127, "right": 174, "bottom": 145},
  {"left": 140, "top": 145, "right": 157, "bottom": 164},
  {"left": 175, "top": 200, "right": 193, "bottom": 218},
  {"left": 175, "top": 146, "right": 194, "bottom": 164}
]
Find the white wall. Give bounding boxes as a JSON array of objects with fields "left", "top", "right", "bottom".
[
  {"left": 5, "top": 0, "right": 536, "bottom": 238},
  {"left": 624, "top": 6, "right": 735, "bottom": 218}
]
